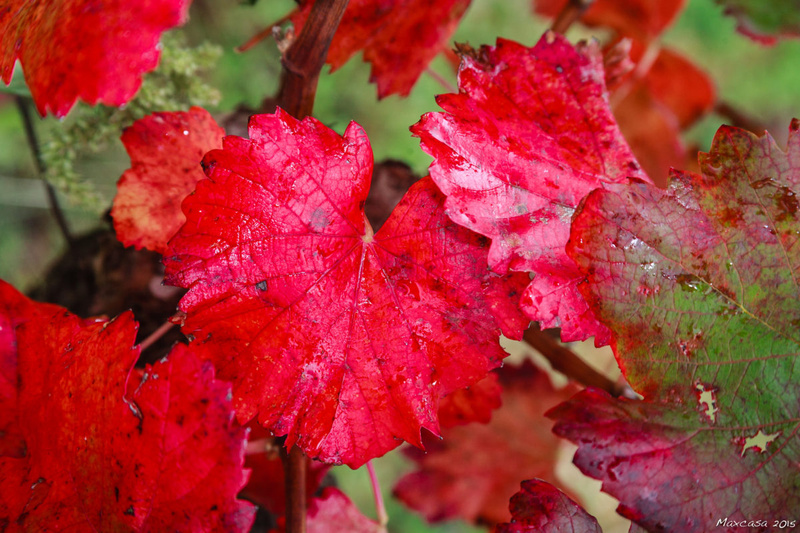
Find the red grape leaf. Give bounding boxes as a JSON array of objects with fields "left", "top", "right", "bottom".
[
  {"left": 438, "top": 371, "right": 502, "bottom": 428},
  {"left": 553, "top": 121, "right": 800, "bottom": 530},
  {"left": 240, "top": 421, "right": 331, "bottom": 516},
  {"left": 112, "top": 107, "right": 225, "bottom": 254},
  {"left": 162, "top": 109, "right": 529, "bottom": 468},
  {"left": 0, "top": 283, "right": 255, "bottom": 531},
  {"left": 412, "top": 33, "right": 650, "bottom": 344},
  {"left": 611, "top": 43, "right": 715, "bottom": 187},
  {"left": 0, "top": 0, "right": 190, "bottom": 117},
  {"left": 0, "top": 281, "right": 60, "bottom": 458},
  {"left": 494, "top": 479, "right": 602, "bottom": 533},
  {"left": 394, "top": 361, "right": 580, "bottom": 525},
  {"left": 716, "top": 0, "right": 800, "bottom": 44},
  {"left": 289, "top": 0, "right": 470, "bottom": 98},
  {"left": 305, "top": 487, "right": 384, "bottom": 533},
  {"left": 533, "top": 0, "right": 685, "bottom": 41}
]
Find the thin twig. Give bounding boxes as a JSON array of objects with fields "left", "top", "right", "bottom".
[
  {"left": 15, "top": 96, "right": 74, "bottom": 246},
  {"left": 276, "top": 0, "right": 351, "bottom": 119},
  {"left": 236, "top": 12, "right": 294, "bottom": 53},
  {"left": 523, "top": 323, "right": 627, "bottom": 397},
  {"left": 551, "top": 0, "right": 595, "bottom": 35},
  {"left": 366, "top": 461, "right": 388, "bottom": 527},
  {"left": 138, "top": 320, "right": 176, "bottom": 353},
  {"left": 282, "top": 445, "right": 308, "bottom": 533},
  {"left": 425, "top": 67, "right": 457, "bottom": 94}
]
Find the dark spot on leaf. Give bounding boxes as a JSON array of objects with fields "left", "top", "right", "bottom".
[
  {"left": 124, "top": 506, "right": 135, "bottom": 516},
  {"left": 256, "top": 280, "right": 268, "bottom": 291}
]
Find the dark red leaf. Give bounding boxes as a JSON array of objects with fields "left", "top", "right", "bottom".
[
  {"left": 438, "top": 371, "right": 502, "bottom": 428},
  {"left": 611, "top": 44, "right": 716, "bottom": 187},
  {"left": 413, "top": 33, "right": 650, "bottom": 344},
  {"left": 533, "top": 0, "right": 686, "bottom": 41},
  {"left": 494, "top": 479, "right": 601, "bottom": 533},
  {"left": 163, "top": 109, "right": 529, "bottom": 468},
  {"left": 289, "top": 0, "right": 470, "bottom": 97},
  {"left": 305, "top": 487, "right": 384, "bottom": 533},
  {"left": 554, "top": 121, "right": 800, "bottom": 531},
  {"left": 0, "top": 0, "right": 190, "bottom": 116},
  {"left": 394, "top": 361, "right": 579, "bottom": 525},
  {"left": 112, "top": 107, "right": 225, "bottom": 254},
  {"left": 0, "top": 283, "right": 255, "bottom": 531}
]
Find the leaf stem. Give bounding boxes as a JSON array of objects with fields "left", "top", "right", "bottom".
[
  {"left": 236, "top": 13, "right": 294, "bottom": 53},
  {"left": 550, "top": 0, "right": 595, "bottom": 35},
  {"left": 425, "top": 67, "right": 457, "bottom": 94},
  {"left": 138, "top": 320, "right": 176, "bottom": 353},
  {"left": 282, "top": 445, "right": 308, "bottom": 533},
  {"left": 366, "top": 461, "right": 388, "bottom": 527},
  {"left": 523, "top": 323, "right": 629, "bottom": 397},
  {"left": 15, "top": 96, "right": 74, "bottom": 247},
  {"left": 276, "top": 0, "right": 351, "bottom": 119}
]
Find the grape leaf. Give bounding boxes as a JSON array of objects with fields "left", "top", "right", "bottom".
[
  {"left": 494, "top": 479, "right": 602, "bottom": 533},
  {"left": 533, "top": 0, "right": 686, "bottom": 41},
  {"left": 0, "top": 281, "right": 60, "bottom": 458},
  {"left": 0, "top": 0, "right": 190, "bottom": 116},
  {"left": 112, "top": 107, "right": 225, "bottom": 254},
  {"left": 716, "top": 0, "right": 800, "bottom": 43},
  {"left": 394, "top": 361, "right": 579, "bottom": 525},
  {"left": 289, "top": 0, "right": 470, "bottom": 98},
  {"left": 163, "top": 109, "right": 528, "bottom": 468},
  {"left": 552, "top": 121, "right": 800, "bottom": 530},
  {"left": 0, "top": 282, "right": 255, "bottom": 531},
  {"left": 306, "top": 487, "right": 384, "bottom": 533},
  {"left": 412, "top": 33, "right": 649, "bottom": 344},
  {"left": 438, "top": 371, "right": 502, "bottom": 428},
  {"left": 612, "top": 45, "right": 716, "bottom": 187}
]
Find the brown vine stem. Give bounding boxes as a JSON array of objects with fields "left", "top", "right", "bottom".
[
  {"left": 715, "top": 101, "right": 765, "bottom": 135},
  {"left": 550, "top": 0, "right": 595, "bottom": 35},
  {"left": 15, "top": 95, "right": 74, "bottom": 247},
  {"left": 523, "top": 323, "right": 628, "bottom": 398},
  {"left": 273, "top": 1, "right": 350, "bottom": 532},
  {"left": 282, "top": 444, "right": 308, "bottom": 533},
  {"left": 276, "top": 0, "right": 351, "bottom": 120}
]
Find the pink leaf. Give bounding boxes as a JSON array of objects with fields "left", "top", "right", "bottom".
[{"left": 413, "top": 33, "right": 650, "bottom": 344}]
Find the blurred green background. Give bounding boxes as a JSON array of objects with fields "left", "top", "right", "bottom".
[{"left": 1, "top": 0, "right": 799, "bottom": 531}]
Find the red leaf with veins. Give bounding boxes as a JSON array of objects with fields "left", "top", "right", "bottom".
[
  {"left": 0, "top": 281, "right": 60, "bottom": 458},
  {"left": 0, "top": 283, "right": 254, "bottom": 531},
  {"left": 413, "top": 33, "right": 650, "bottom": 345},
  {"left": 112, "top": 107, "right": 225, "bottom": 254},
  {"left": 554, "top": 121, "right": 800, "bottom": 531},
  {"left": 306, "top": 487, "right": 384, "bottom": 533},
  {"left": 394, "top": 361, "right": 579, "bottom": 525},
  {"left": 0, "top": 0, "right": 190, "bottom": 117},
  {"left": 289, "top": 0, "right": 470, "bottom": 98},
  {"left": 494, "top": 479, "right": 601, "bottom": 533},
  {"left": 163, "top": 109, "right": 528, "bottom": 468},
  {"left": 533, "top": 0, "right": 685, "bottom": 41}
]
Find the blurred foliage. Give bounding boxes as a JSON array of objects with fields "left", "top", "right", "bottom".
[{"left": 1, "top": 1, "right": 800, "bottom": 530}]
